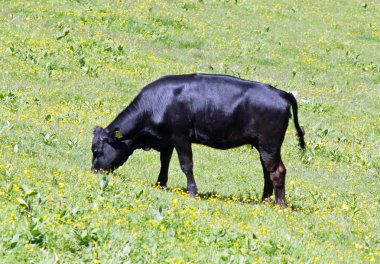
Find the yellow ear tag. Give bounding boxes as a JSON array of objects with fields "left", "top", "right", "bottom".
[{"left": 114, "top": 130, "right": 123, "bottom": 139}]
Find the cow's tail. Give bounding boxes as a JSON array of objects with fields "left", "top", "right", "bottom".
[{"left": 285, "top": 92, "right": 306, "bottom": 150}]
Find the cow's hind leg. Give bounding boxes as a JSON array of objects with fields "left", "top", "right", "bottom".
[
  {"left": 156, "top": 147, "right": 174, "bottom": 187},
  {"left": 260, "top": 149, "right": 286, "bottom": 207},
  {"left": 260, "top": 156, "right": 273, "bottom": 202}
]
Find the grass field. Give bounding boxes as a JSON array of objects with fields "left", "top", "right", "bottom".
[{"left": 1, "top": 0, "right": 379, "bottom": 262}]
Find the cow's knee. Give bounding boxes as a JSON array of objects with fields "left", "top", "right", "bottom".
[{"left": 180, "top": 162, "right": 193, "bottom": 175}]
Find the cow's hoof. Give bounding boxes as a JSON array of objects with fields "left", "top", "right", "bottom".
[
  {"left": 155, "top": 182, "right": 167, "bottom": 188},
  {"left": 275, "top": 200, "right": 286, "bottom": 208}
]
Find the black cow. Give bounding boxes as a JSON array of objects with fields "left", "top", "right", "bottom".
[{"left": 91, "top": 73, "right": 305, "bottom": 206}]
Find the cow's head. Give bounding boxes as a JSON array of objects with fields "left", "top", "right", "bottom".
[{"left": 91, "top": 126, "right": 135, "bottom": 173}]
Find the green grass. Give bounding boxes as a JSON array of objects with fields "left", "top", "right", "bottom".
[{"left": 1, "top": 0, "right": 379, "bottom": 262}]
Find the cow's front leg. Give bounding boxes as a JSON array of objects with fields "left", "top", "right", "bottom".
[
  {"left": 155, "top": 147, "right": 174, "bottom": 187},
  {"left": 173, "top": 137, "right": 197, "bottom": 198}
]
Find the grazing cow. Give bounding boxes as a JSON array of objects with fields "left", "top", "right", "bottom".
[{"left": 91, "top": 73, "right": 305, "bottom": 206}]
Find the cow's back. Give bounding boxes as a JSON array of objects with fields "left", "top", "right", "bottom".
[{"left": 138, "top": 74, "right": 290, "bottom": 149}]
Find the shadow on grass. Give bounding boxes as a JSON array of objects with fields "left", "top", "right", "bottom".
[
  {"left": 157, "top": 185, "right": 262, "bottom": 205},
  {"left": 112, "top": 174, "right": 310, "bottom": 211},
  {"left": 157, "top": 185, "right": 314, "bottom": 212}
]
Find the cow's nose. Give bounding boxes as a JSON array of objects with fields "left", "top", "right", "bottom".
[{"left": 91, "top": 167, "right": 100, "bottom": 174}]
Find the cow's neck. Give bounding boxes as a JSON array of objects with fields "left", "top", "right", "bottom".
[{"left": 106, "top": 103, "right": 147, "bottom": 139}]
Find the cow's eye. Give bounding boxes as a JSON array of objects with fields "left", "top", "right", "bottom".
[{"left": 93, "top": 149, "right": 101, "bottom": 156}]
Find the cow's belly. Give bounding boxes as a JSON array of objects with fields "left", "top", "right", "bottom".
[{"left": 188, "top": 126, "right": 253, "bottom": 150}]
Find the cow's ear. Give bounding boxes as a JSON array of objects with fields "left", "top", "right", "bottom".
[
  {"left": 93, "top": 126, "right": 103, "bottom": 135},
  {"left": 110, "top": 127, "right": 123, "bottom": 140}
]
